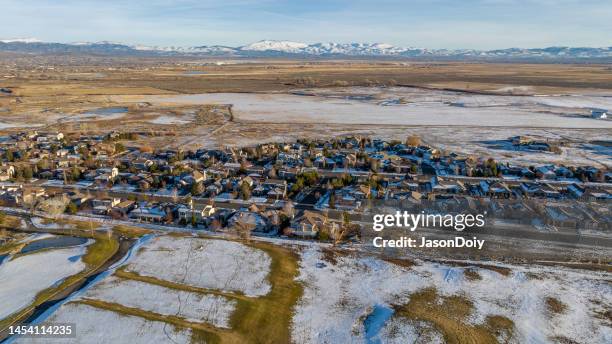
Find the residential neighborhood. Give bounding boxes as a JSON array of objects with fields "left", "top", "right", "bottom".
[{"left": 0, "top": 130, "right": 609, "bottom": 240}]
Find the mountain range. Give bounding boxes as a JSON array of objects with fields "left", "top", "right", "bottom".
[{"left": 1, "top": 39, "right": 611, "bottom": 60}]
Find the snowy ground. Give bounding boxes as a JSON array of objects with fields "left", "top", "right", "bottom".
[
  {"left": 130, "top": 87, "right": 612, "bottom": 128},
  {"left": 80, "top": 276, "right": 236, "bottom": 328},
  {"left": 0, "top": 245, "right": 87, "bottom": 320},
  {"left": 147, "top": 115, "right": 192, "bottom": 125},
  {"left": 292, "top": 246, "right": 612, "bottom": 344},
  {"left": 15, "top": 303, "right": 192, "bottom": 344},
  {"left": 31, "top": 217, "right": 75, "bottom": 230},
  {"left": 16, "top": 232, "right": 56, "bottom": 243},
  {"left": 125, "top": 236, "right": 272, "bottom": 296}
]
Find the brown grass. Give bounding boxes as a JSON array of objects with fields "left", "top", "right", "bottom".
[
  {"left": 0, "top": 214, "right": 22, "bottom": 229},
  {"left": 382, "top": 257, "right": 417, "bottom": 269},
  {"left": 114, "top": 269, "right": 250, "bottom": 301},
  {"left": 447, "top": 261, "right": 512, "bottom": 277},
  {"left": 112, "top": 225, "right": 153, "bottom": 238},
  {"left": 550, "top": 336, "right": 581, "bottom": 344},
  {"left": 226, "top": 241, "right": 303, "bottom": 344},
  {"left": 545, "top": 297, "right": 567, "bottom": 315},
  {"left": 483, "top": 315, "right": 515, "bottom": 343},
  {"left": 464, "top": 268, "right": 482, "bottom": 281},
  {"left": 394, "top": 287, "right": 504, "bottom": 344},
  {"left": 75, "top": 299, "right": 227, "bottom": 343}
]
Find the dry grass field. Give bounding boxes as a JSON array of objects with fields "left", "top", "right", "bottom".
[{"left": 1, "top": 56, "right": 610, "bottom": 167}]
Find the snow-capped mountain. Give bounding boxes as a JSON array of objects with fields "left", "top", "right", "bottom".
[
  {"left": 1, "top": 39, "right": 610, "bottom": 60},
  {"left": 0, "top": 38, "right": 41, "bottom": 43},
  {"left": 241, "top": 40, "right": 308, "bottom": 53},
  {"left": 238, "top": 40, "right": 425, "bottom": 56}
]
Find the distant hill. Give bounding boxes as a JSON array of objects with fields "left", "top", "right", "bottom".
[{"left": 1, "top": 39, "right": 611, "bottom": 61}]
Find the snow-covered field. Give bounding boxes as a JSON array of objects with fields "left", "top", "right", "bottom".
[
  {"left": 148, "top": 115, "right": 192, "bottom": 125},
  {"left": 16, "top": 303, "right": 192, "bottom": 344},
  {"left": 125, "top": 236, "right": 272, "bottom": 296},
  {"left": 81, "top": 276, "right": 236, "bottom": 328},
  {"left": 0, "top": 246, "right": 87, "bottom": 320},
  {"left": 31, "top": 217, "right": 74, "bottom": 230},
  {"left": 131, "top": 87, "right": 612, "bottom": 128},
  {"left": 16, "top": 232, "right": 56, "bottom": 243},
  {"left": 293, "top": 247, "right": 612, "bottom": 344}
]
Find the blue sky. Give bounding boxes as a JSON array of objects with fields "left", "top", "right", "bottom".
[{"left": 1, "top": 0, "right": 610, "bottom": 49}]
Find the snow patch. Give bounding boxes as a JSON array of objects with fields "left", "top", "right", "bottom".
[
  {"left": 16, "top": 303, "right": 192, "bottom": 344},
  {"left": 81, "top": 276, "right": 236, "bottom": 328},
  {"left": 0, "top": 246, "right": 87, "bottom": 320},
  {"left": 126, "top": 236, "right": 271, "bottom": 296}
]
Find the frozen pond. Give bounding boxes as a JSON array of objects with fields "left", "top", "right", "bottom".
[
  {"left": 183, "top": 71, "right": 208, "bottom": 75},
  {"left": 0, "top": 245, "right": 88, "bottom": 320},
  {"left": 147, "top": 115, "right": 191, "bottom": 125},
  {"left": 66, "top": 106, "right": 129, "bottom": 122},
  {"left": 133, "top": 87, "right": 612, "bottom": 128},
  {"left": 20, "top": 236, "right": 88, "bottom": 254}
]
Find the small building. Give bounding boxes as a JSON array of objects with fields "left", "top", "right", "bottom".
[
  {"left": 177, "top": 204, "right": 215, "bottom": 223},
  {"left": 129, "top": 205, "right": 167, "bottom": 223},
  {"left": 228, "top": 211, "right": 270, "bottom": 232},
  {"left": 91, "top": 198, "right": 121, "bottom": 215}
]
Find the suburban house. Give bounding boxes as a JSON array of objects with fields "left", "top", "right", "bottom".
[
  {"left": 91, "top": 197, "right": 122, "bottom": 215},
  {"left": 177, "top": 204, "right": 216, "bottom": 223}
]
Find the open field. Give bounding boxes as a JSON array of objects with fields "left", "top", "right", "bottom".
[
  {"left": 124, "top": 236, "right": 272, "bottom": 297},
  {"left": 3, "top": 229, "right": 610, "bottom": 344},
  {"left": 293, "top": 246, "right": 611, "bottom": 344},
  {"left": 14, "top": 234, "right": 304, "bottom": 344},
  {"left": 82, "top": 276, "right": 237, "bottom": 328},
  {"left": 17, "top": 303, "right": 193, "bottom": 344},
  {"left": 1, "top": 59, "right": 610, "bottom": 167},
  {"left": 2, "top": 57, "right": 612, "bottom": 94}
]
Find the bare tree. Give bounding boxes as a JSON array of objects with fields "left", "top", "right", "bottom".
[{"left": 406, "top": 135, "right": 421, "bottom": 147}]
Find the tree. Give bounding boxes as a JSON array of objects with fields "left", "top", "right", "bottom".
[
  {"left": 66, "top": 202, "right": 78, "bottom": 215},
  {"left": 406, "top": 135, "right": 421, "bottom": 147},
  {"left": 71, "top": 167, "right": 81, "bottom": 181},
  {"left": 115, "top": 142, "right": 126, "bottom": 153},
  {"left": 140, "top": 145, "right": 153, "bottom": 154},
  {"left": 328, "top": 192, "right": 336, "bottom": 209},
  {"left": 235, "top": 222, "right": 253, "bottom": 242},
  {"left": 342, "top": 211, "right": 350, "bottom": 226},
  {"left": 191, "top": 182, "right": 204, "bottom": 195},
  {"left": 22, "top": 166, "right": 33, "bottom": 180},
  {"left": 239, "top": 181, "right": 251, "bottom": 201}
]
